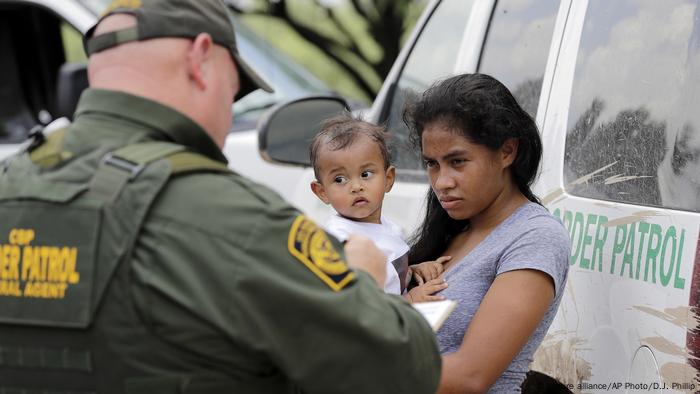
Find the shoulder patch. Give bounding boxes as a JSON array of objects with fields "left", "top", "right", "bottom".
[{"left": 288, "top": 215, "right": 354, "bottom": 291}]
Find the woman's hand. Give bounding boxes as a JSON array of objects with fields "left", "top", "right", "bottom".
[
  {"left": 412, "top": 256, "right": 452, "bottom": 284},
  {"left": 405, "top": 277, "right": 448, "bottom": 303}
]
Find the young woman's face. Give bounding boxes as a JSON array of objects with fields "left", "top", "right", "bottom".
[{"left": 421, "top": 121, "right": 513, "bottom": 221}]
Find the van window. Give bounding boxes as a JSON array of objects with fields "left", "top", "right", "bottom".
[
  {"left": 563, "top": 0, "right": 700, "bottom": 213},
  {"left": 384, "top": 0, "right": 476, "bottom": 175},
  {"left": 477, "top": 0, "right": 559, "bottom": 118}
]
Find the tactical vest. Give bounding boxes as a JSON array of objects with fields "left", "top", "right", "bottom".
[{"left": 0, "top": 128, "right": 283, "bottom": 393}]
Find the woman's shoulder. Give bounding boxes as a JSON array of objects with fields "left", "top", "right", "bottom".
[
  {"left": 498, "top": 203, "right": 571, "bottom": 256},
  {"left": 497, "top": 203, "right": 571, "bottom": 296},
  {"left": 511, "top": 203, "right": 568, "bottom": 236}
]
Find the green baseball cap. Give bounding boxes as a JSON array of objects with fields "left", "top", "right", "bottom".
[{"left": 83, "top": 0, "right": 273, "bottom": 100}]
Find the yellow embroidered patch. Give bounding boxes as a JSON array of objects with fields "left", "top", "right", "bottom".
[
  {"left": 0, "top": 228, "right": 81, "bottom": 300},
  {"left": 288, "top": 216, "right": 354, "bottom": 291},
  {"left": 103, "top": 0, "right": 142, "bottom": 16}
]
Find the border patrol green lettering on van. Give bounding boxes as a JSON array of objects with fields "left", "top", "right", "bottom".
[{"left": 553, "top": 209, "right": 687, "bottom": 290}]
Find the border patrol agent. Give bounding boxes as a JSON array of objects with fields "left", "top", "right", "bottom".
[{"left": 0, "top": 0, "right": 441, "bottom": 393}]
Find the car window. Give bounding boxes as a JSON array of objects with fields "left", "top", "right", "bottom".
[
  {"left": 0, "top": 5, "right": 73, "bottom": 144},
  {"left": 564, "top": 0, "right": 700, "bottom": 213},
  {"left": 230, "top": 19, "right": 329, "bottom": 132},
  {"left": 383, "top": 0, "right": 476, "bottom": 175},
  {"left": 477, "top": 0, "right": 559, "bottom": 118}
]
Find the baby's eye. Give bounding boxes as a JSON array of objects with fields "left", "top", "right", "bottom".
[
  {"left": 361, "top": 171, "right": 374, "bottom": 179},
  {"left": 424, "top": 160, "right": 437, "bottom": 169},
  {"left": 333, "top": 176, "right": 348, "bottom": 184}
]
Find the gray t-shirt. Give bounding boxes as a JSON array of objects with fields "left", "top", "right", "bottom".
[{"left": 436, "top": 202, "right": 570, "bottom": 393}]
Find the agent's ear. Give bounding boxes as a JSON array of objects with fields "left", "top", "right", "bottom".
[
  {"left": 500, "top": 138, "right": 519, "bottom": 168},
  {"left": 186, "top": 33, "right": 214, "bottom": 91},
  {"left": 384, "top": 166, "right": 396, "bottom": 193},
  {"left": 310, "top": 181, "right": 330, "bottom": 204}
]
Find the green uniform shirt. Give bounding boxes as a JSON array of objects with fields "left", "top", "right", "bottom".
[{"left": 66, "top": 89, "right": 441, "bottom": 393}]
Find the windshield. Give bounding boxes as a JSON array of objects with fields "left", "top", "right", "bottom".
[
  {"left": 229, "top": 18, "right": 329, "bottom": 131},
  {"left": 76, "top": 0, "right": 330, "bottom": 131}
]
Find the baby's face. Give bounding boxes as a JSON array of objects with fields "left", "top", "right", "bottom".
[{"left": 314, "top": 134, "right": 394, "bottom": 224}]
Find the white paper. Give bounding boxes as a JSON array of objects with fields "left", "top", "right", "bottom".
[{"left": 412, "top": 300, "right": 457, "bottom": 331}]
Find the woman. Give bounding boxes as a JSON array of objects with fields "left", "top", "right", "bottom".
[{"left": 404, "top": 73, "right": 570, "bottom": 393}]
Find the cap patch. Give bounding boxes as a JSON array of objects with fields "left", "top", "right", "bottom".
[
  {"left": 288, "top": 215, "right": 354, "bottom": 291},
  {"left": 103, "top": 0, "right": 142, "bottom": 16}
]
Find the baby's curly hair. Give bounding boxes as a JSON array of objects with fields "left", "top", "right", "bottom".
[{"left": 310, "top": 113, "right": 391, "bottom": 179}]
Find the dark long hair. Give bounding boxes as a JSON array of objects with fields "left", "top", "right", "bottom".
[{"left": 404, "top": 73, "right": 543, "bottom": 264}]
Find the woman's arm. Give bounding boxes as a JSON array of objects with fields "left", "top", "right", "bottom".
[{"left": 438, "top": 269, "right": 555, "bottom": 394}]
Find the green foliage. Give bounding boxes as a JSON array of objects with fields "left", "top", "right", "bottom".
[
  {"left": 235, "top": 0, "right": 428, "bottom": 103},
  {"left": 241, "top": 14, "right": 373, "bottom": 103},
  {"left": 61, "top": 23, "right": 87, "bottom": 64}
]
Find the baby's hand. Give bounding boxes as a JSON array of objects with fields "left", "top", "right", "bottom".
[
  {"left": 412, "top": 256, "right": 451, "bottom": 285},
  {"left": 404, "top": 277, "right": 448, "bottom": 303}
]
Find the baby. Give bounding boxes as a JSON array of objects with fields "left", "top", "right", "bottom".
[{"left": 310, "top": 114, "right": 448, "bottom": 299}]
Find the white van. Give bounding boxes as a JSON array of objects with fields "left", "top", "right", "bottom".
[{"left": 257, "top": 0, "right": 700, "bottom": 392}]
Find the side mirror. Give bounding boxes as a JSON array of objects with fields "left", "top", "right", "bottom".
[{"left": 258, "top": 96, "right": 349, "bottom": 167}]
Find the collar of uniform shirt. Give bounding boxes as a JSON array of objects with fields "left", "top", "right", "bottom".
[{"left": 73, "top": 88, "right": 228, "bottom": 164}]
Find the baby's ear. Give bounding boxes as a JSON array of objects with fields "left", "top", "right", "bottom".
[
  {"left": 384, "top": 166, "right": 396, "bottom": 193},
  {"left": 310, "top": 181, "right": 330, "bottom": 204}
]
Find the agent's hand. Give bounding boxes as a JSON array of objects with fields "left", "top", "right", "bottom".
[
  {"left": 344, "top": 234, "right": 386, "bottom": 287},
  {"left": 412, "top": 256, "right": 451, "bottom": 285},
  {"left": 405, "top": 277, "right": 448, "bottom": 303}
]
